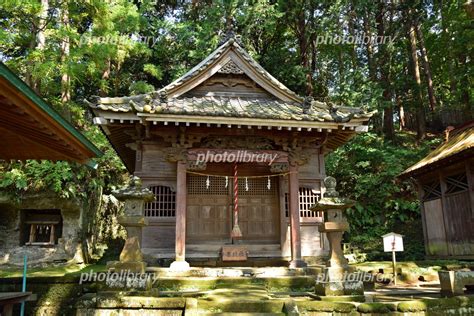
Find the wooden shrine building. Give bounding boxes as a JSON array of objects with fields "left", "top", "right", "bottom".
[
  {"left": 401, "top": 121, "right": 474, "bottom": 259},
  {"left": 89, "top": 35, "right": 374, "bottom": 268}
]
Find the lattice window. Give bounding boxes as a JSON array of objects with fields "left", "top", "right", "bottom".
[
  {"left": 145, "top": 186, "right": 176, "bottom": 217},
  {"left": 422, "top": 181, "right": 441, "bottom": 201},
  {"left": 239, "top": 177, "right": 278, "bottom": 196},
  {"left": 187, "top": 175, "right": 228, "bottom": 195},
  {"left": 445, "top": 173, "right": 469, "bottom": 195},
  {"left": 285, "top": 187, "right": 322, "bottom": 218}
]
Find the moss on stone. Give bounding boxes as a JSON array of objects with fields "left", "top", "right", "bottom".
[
  {"left": 264, "top": 276, "right": 315, "bottom": 291},
  {"left": 296, "top": 300, "right": 356, "bottom": 313},
  {"left": 153, "top": 277, "right": 218, "bottom": 291},
  {"left": 198, "top": 298, "right": 284, "bottom": 313},
  {"left": 319, "top": 295, "right": 365, "bottom": 302},
  {"left": 424, "top": 296, "right": 474, "bottom": 309},
  {"left": 357, "top": 302, "right": 393, "bottom": 313},
  {"left": 397, "top": 301, "right": 427, "bottom": 312},
  {"left": 34, "top": 282, "right": 83, "bottom": 314}
]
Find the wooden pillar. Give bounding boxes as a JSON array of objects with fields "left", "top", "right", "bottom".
[
  {"left": 288, "top": 164, "right": 307, "bottom": 268},
  {"left": 49, "top": 225, "right": 56, "bottom": 245},
  {"left": 170, "top": 160, "right": 190, "bottom": 270}
]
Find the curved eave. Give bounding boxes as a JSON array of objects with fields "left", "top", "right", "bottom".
[{"left": 0, "top": 63, "right": 102, "bottom": 162}]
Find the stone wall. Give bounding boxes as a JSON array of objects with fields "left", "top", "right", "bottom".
[{"left": 0, "top": 193, "right": 84, "bottom": 266}]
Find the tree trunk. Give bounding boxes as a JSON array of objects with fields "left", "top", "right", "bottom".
[
  {"left": 60, "top": 1, "right": 71, "bottom": 105},
  {"left": 398, "top": 94, "right": 406, "bottom": 131},
  {"left": 363, "top": 12, "right": 375, "bottom": 81},
  {"left": 296, "top": 10, "right": 313, "bottom": 96},
  {"left": 31, "top": 0, "right": 49, "bottom": 93},
  {"left": 408, "top": 13, "right": 426, "bottom": 140},
  {"left": 415, "top": 23, "right": 437, "bottom": 112},
  {"left": 459, "top": 53, "right": 472, "bottom": 120},
  {"left": 376, "top": 1, "right": 394, "bottom": 140},
  {"left": 100, "top": 59, "right": 111, "bottom": 97},
  {"left": 348, "top": 1, "right": 357, "bottom": 69}
]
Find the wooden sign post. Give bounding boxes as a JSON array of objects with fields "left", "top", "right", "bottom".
[{"left": 382, "top": 232, "right": 404, "bottom": 286}]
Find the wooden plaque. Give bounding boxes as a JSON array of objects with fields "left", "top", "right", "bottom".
[{"left": 221, "top": 246, "right": 248, "bottom": 261}]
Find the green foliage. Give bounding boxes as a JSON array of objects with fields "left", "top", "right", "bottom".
[
  {"left": 326, "top": 132, "right": 441, "bottom": 259},
  {"left": 0, "top": 0, "right": 471, "bottom": 262}
]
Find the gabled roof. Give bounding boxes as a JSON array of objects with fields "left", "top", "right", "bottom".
[
  {"left": 0, "top": 62, "right": 102, "bottom": 163},
  {"left": 401, "top": 122, "right": 474, "bottom": 178},
  {"left": 88, "top": 36, "right": 374, "bottom": 125},
  {"left": 154, "top": 36, "right": 302, "bottom": 102}
]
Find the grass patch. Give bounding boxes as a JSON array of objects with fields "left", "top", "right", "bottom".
[{"left": 0, "top": 264, "right": 106, "bottom": 278}]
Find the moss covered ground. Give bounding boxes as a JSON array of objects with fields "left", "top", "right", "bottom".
[{"left": 0, "top": 263, "right": 106, "bottom": 278}]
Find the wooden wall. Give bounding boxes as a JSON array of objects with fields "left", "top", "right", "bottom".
[
  {"left": 136, "top": 130, "right": 330, "bottom": 260},
  {"left": 418, "top": 158, "right": 474, "bottom": 259}
]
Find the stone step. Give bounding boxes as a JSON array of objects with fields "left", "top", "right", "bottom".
[
  {"left": 143, "top": 244, "right": 282, "bottom": 260},
  {"left": 198, "top": 299, "right": 285, "bottom": 314},
  {"left": 151, "top": 276, "right": 315, "bottom": 291}
]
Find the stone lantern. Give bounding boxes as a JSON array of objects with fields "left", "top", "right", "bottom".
[
  {"left": 107, "top": 176, "right": 154, "bottom": 273},
  {"left": 310, "top": 176, "right": 363, "bottom": 296}
]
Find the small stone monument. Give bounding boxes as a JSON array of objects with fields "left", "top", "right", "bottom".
[
  {"left": 107, "top": 176, "right": 154, "bottom": 273},
  {"left": 310, "top": 176, "right": 364, "bottom": 296}
]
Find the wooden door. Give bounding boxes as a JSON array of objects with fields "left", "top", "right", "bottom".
[
  {"left": 187, "top": 175, "right": 231, "bottom": 243},
  {"left": 238, "top": 177, "right": 280, "bottom": 243},
  {"left": 186, "top": 174, "right": 280, "bottom": 244},
  {"left": 423, "top": 199, "right": 449, "bottom": 256}
]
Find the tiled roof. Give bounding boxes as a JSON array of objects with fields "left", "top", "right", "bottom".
[
  {"left": 89, "top": 95, "right": 374, "bottom": 122},
  {"left": 87, "top": 36, "right": 375, "bottom": 123}
]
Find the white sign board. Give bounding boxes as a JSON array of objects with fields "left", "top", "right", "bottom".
[{"left": 382, "top": 232, "right": 404, "bottom": 252}]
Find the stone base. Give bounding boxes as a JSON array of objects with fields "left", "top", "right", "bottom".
[
  {"left": 314, "top": 280, "right": 364, "bottom": 296},
  {"left": 289, "top": 259, "right": 308, "bottom": 269},
  {"left": 439, "top": 270, "right": 474, "bottom": 296},
  {"left": 170, "top": 260, "right": 190, "bottom": 271},
  {"left": 107, "top": 261, "right": 146, "bottom": 273},
  {"left": 315, "top": 266, "right": 364, "bottom": 296}
]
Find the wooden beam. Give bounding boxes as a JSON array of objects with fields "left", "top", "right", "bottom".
[{"left": 0, "top": 118, "right": 81, "bottom": 157}]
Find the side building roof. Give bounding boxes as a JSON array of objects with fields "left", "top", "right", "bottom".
[
  {"left": 0, "top": 62, "right": 102, "bottom": 163},
  {"left": 401, "top": 121, "right": 474, "bottom": 178}
]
